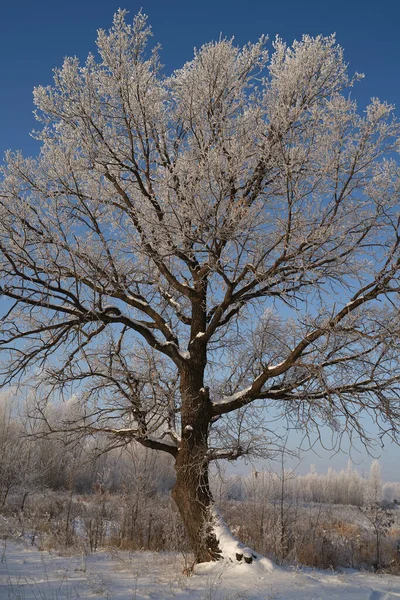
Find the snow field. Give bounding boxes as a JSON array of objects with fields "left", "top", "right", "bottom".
[{"left": 1, "top": 541, "right": 400, "bottom": 599}]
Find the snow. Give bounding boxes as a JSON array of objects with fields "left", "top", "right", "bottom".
[
  {"left": 210, "top": 507, "right": 275, "bottom": 570},
  {"left": 146, "top": 434, "right": 178, "bottom": 448},
  {"left": 1, "top": 540, "right": 400, "bottom": 600},
  {"left": 212, "top": 386, "right": 252, "bottom": 406},
  {"left": 126, "top": 296, "right": 149, "bottom": 308},
  {"left": 106, "top": 430, "right": 178, "bottom": 448},
  {"left": 211, "top": 366, "right": 287, "bottom": 406},
  {"left": 165, "top": 428, "right": 181, "bottom": 443}
]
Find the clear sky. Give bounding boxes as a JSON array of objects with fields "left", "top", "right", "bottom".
[{"left": 1, "top": 0, "right": 400, "bottom": 480}]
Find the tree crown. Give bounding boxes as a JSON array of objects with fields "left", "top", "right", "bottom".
[{"left": 1, "top": 10, "right": 399, "bottom": 460}]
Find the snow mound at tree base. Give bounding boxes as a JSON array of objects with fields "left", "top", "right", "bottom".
[
  {"left": 195, "top": 555, "right": 276, "bottom": 578},
  {"left": 202, "top": 508, "right": 275, "bottom": 572}
]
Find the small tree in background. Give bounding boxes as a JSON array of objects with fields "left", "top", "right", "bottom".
[
  {"left": 361, "top": 461, "right": 394, "bottom": 569},
  {"left": 365, "top": 461, "right": 383, "bottom": 507},
  {"left": 0, "top": 393, "right": 21, "bottom": 506},
  {"left": 1, "top": 11, "right": 400, "bottom": 564}
]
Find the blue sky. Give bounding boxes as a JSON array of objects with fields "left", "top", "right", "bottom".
[
  {"left": 1, "top": 0, "right": 400, "bottom": 479},
  {"left": 2, "top": 0, "right": 400, "bottom": 157}
]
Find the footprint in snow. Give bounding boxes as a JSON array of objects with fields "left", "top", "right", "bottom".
[{"left": 368, "top": 591, "right": 400, "bottom": 599}]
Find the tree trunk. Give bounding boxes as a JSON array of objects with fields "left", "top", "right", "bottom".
[
  {"left": 170, "top": 295, "right": 262, "bottom": 566},
  {"left": 172, "top": 447, "right": 221, "bottom": 563},
  {"left": 171, "top": 363, "right": 221, "bottom": 563}
]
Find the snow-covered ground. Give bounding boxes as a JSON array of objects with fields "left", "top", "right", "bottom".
[{"left": 1, "top": 541, "right": 400, "bottom": 599}]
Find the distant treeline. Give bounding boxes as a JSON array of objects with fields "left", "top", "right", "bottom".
[{"left": 1, "top": 392, "right": 399, "bottom": 507}]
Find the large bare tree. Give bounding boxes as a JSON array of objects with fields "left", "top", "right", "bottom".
[{"left": 1, "top": 11, "right": 400, "bottom": 563}]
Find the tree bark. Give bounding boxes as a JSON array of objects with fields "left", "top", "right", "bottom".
[{"left": 171, "top": 362, "right": 221, "bottom": 563}]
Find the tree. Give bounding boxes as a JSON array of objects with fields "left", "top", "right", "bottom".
[
  {"left": 0, "top": 392, "right": 21, "bottom": 505},
  {"left": 1, "top": 10, "right": 400, "bottom": 563},
  {"left": 361, "top": 461, "right": 394, "bottom": 569},
  {"left": 365, "top": 460, "right": 383, "bottom": 507},
  {"left": 0, "top": 391, "right": 50, "bottom": 509}
]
